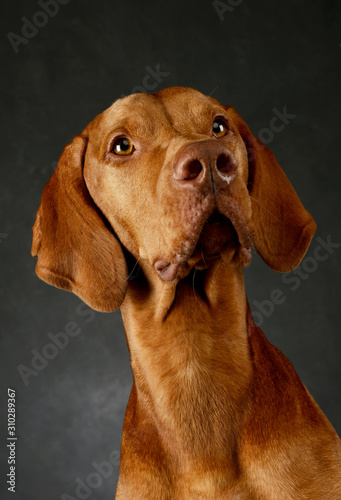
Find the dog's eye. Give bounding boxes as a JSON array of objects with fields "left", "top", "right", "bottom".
[
  {"left": 112, "top": 137, "right": 134, "bottom": 155},
  {"left": 212, "top": 119, "right": 228, "bottom": 138}
]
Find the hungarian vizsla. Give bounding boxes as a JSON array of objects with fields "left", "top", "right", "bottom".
[{"left": 32, "top": 87, "right": 341, "bottom": 499}]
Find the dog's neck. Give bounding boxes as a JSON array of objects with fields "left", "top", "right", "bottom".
[{"left": 120, "top": 257, "right": 253, "bottom": 467}]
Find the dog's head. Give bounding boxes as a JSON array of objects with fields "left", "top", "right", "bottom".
[{"left": 32, "top": 87, "right": 316, "bottom": 312}]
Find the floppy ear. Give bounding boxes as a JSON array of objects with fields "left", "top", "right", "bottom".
[
  {"left": 229, "top": 108, "right": 316, "bottom": 272},
  {"left": 31, "top": 133, "right": 128, "bottom": 312}
]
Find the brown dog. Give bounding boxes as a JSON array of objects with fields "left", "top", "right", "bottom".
[{"left": 32, "top": 87, "right": 341, "bottom": 499}]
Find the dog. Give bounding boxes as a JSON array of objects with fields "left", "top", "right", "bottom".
[{"left": 32, "top": 87, "right": 341, "bottom": 499}]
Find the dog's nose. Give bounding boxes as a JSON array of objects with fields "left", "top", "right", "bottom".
[{"left": 173, "top": 140, "right": 238, "bottom": 187}]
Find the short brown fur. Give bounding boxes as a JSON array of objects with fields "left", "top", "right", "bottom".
[{"left": 32, "top": 87, "right": 341, "bottom": 499}]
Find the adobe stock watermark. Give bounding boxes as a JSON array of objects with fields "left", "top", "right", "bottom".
[
  {"left": 242, "top": 106, "right": 297, "bottom": 164},
  {"left": 251, "top": 235, "right": 341, "bottom": 326},
  {"left": 61, "top": 449, "right": 120, "bottom": 500},
  {"left": 213, "top": 0, "right": 243, "bottom": 21},
  {"left": 38, "top": 65, "right": 168, "bottom": 175},
  {"left": 7, "top": 0, "right": 72, "bottom": 54},
  {"left": 257, "top": 106, "right": 297, "bottom": 144},
  {"left": 120, "top": 64, "right": 170, "bottom": 98},
  {"left": 17, "top": 302, "right": 96, "bottom": 386}
]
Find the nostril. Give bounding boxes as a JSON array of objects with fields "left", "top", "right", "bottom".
[
  {"left": 216, "top": 152, "right": 238, "bottom": 175},
  {"left": 184, "top": 160, "right": 203, "bottom": 180},
  {"left": 174, "top": 159, "right": 203, "bottom": 181}
]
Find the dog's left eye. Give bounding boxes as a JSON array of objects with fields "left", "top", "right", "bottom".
[
  {"left": 112, "top": 137, "right": 134, "bottom": 155},
  {"left": 212, "top": 119, "right": 228, "bottom": 138}
]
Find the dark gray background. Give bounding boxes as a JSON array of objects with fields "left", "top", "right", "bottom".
[{"left": 1, "top": 1, "right": 340, "bottom": 498}]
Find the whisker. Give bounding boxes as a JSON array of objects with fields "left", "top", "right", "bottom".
[
  {"left": 200, "top": 246, "right": 209, "bottom": 269},
  {"left": 126, "top": 256, "right": 141, "bottom": 281},
  {"left": 209, "top": 86, "right": 219, "bottom": 97},
  {"left": 192, "top": 269, "right": 202, "bottom": 306}
]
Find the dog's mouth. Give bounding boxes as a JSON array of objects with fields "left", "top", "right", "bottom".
[
  {"left": 154, "top": 209, "right": 254, "bottom": 282},
  {"left": 187, "top": 213, "right": 238, "bottom": 268}
]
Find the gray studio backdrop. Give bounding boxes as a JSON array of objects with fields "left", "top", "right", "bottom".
[{"left": 1, "top": 0, "right": 340, "bottom": 498}]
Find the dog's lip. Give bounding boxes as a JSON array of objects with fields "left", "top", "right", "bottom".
[
  {"left": 154, "top": 172, "right": 255, "bottom": 281},
  {"left": 204, "top": 211, "right": 229, "bottom": 226},
  {"left": 154, "top": 212, "right": 244, "bottom": 281},
  {"left": 154, "top": 260, "right": 181, "bottom": 281}
]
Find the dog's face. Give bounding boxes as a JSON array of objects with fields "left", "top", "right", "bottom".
[
  {"left": 32, "top": 87, "right": 316, "bottom": 311},
  {"left": 84, "top": 87, "right": 253, "bottom": 282}
]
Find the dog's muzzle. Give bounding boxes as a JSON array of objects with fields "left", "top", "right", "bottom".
[{"left": 154, "top": 140, "right": 253, "bottom": 281}]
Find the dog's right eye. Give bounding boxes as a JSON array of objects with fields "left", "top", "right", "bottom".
[
  {"left": 112, "top": 137, "right": 134, "bottom": 156},
  {"left": 212, "top": 119, "right": 228, "bottom": 138}
]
